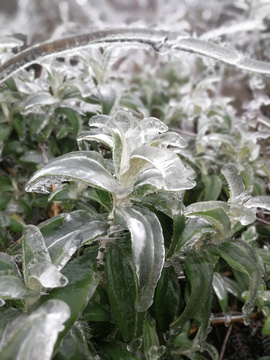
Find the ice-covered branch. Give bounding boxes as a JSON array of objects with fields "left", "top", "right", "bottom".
[{"left": 0, "top": 27, "right": 270, "bottom": 84}]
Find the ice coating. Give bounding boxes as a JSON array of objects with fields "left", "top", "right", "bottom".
[{"left": 1, "top": 27, "right": 270, "bottom": 84}]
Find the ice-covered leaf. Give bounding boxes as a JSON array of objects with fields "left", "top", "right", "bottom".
[
  {"left": 0, "top": 252, "right": 21, "bottom": 275},
  {"left": 39, "top": 210, "right": 108, "bottom": 269},
  {"left": 212, "top": 273, "right": 228, "bottom": 315},
  {"left": 221, "top": 164, "right": 246, "bottom": 203},
  {"left": 115, "top": 206, "right": 165, "bottom": 312},
  {"left": 150, "top": 132, "right": 187, "bottom": 148},
  {"left": 39, "top": 254, "right": 100, "bottom": 351},
  {"left": 0, "top": 269, "right": 38, "bottom": 305},
  {"left": 0, "top": 300, "right": 70, "bottom": 360},
  {"left": 215, "top": 240, "right": 262, "bottom": 324},
  {"left": 122, "top": 146, "right": 195, "bottom": 191},
  {"left": 152, "top": 266, "right": 180, "bottom": 332},
  {"left": 77, "top": 131, "right": 114, "bottom": 149},
  {"left": 202, "top": 174, "right": 222, "bottom": 201},
  {"left": 245, "top": 196, "right": 270, "bottom": 211},
  {"left": 24, "top": 92, "right": 58, "bottom": 109},
  {"left": 25, "top": 151, "right": 127, "bottom": 197},
  {"left": 134, "top": 169, "right": 168, "bottom": 193},
  {"left": 23, "top": 225, "right": 68, "bottom": 290},
  {"left": 185, "top": 201, "right": 231, "bottom": 236},
  {"left": 175, "top": 218, "right": 214, "bottom": 252},
  {"left": 185, "top": 201, "right": 256, "bottom": 236},
  {"left": 58, "top": 79, "right": 92, "bottom": 98},
  {"left": 101, "top": 340, "right": 142, "bottom": 360},
  {"left": 55, "top": 322, "right": 95, "bottom": 360},
  {"left": 106, "top": 241, "right": 144, "bottom": 341},
  {"left": 99, "top": 85, "right": 117, "bottom": 115},
  {"left": 170, "top": 251, "right": 214, "bottom": 330},
  {"left": 143, "top": 317, "right": 161, "bottom": 360}
]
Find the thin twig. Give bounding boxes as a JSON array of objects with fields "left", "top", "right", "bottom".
[{"left": 219, "top": 324, "right": 233, "bottom": 360}]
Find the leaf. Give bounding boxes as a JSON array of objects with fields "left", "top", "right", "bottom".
[
  {"left": 212, "top": 273, "right": 228, "bottom": 315},
  {"left": 166, "top": 214, "right": 185, "bottom": 258},
  {"left": 0, "top": 269, "right": 38, "bottom": 305},
  {"left": 39, "top": 254, "right": 100, "bottom": 351},
  {"left": 25, "top": 151, "right": 127, "bottom": 197},
  {"left": 55, "top": 107, "right": 82, "bottom": 134},
  {"left": 214, "top": 240, "right": 262, "bottom": 324},
  {"left": 123, "top": 146, "right": 195, "bottom": 191},
  {"left": 54, "top": 322, "right": 95, "bottom": 360},
  {"left": 185, "top": 201, "right": 256, "bottom": 236},
  {"left": 170, "top": 251, "right": 214, "bottom": 330},
  {"left": 175, "top": 218, "right": 214, "bottom": 252},
  {"left": 185, "top": 201, "right": 231, "bottom": 236},
  {"left": 77, "top": 131, "right": 114, "bottom": 149},
  {"left": 0, "top": 300, "right": 70, "bottom": 360},
  {"left": 23, "top": 225, "right": 68, "bottom": 291},
  {"left": 245, "top": 196, "right": 270, "bottom": 211},
  {"left": 115, "top": 206, "right": 165, "bottom": 312},
  {"left": 201, "top": 174, "right": 222, "bottom": 201},
  {"left": 221, "top": 164, "right": 245, "bottom": 202},
  {"left": 39, "top": 210, "right": 108, "bottom": 269},
  {"left": 99, "top": 85, "right": 116, "bottom": 115},
  {"left": 152, "top": 266, "right": 180, "bottom": 332},
  {"left": 101, "top": 341, "right": 142, "bottom": 360},
  {"left": 24, "top": 92, "right": 58, "bottom": 109},
  {"left": 105, "top": 240, "right": 144, "bottom": 341},
  {"left": 150, "top": 131, "right": 187, "bottom": 148},
  {"left": 0, "top": 252, "right": 21, "bottom": 274},
  {"left": 143, "top": 317, "right": 160, "bottom": 354}
]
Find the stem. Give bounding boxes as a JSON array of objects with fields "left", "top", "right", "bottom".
[{"left": 1, "top": 27, "right": 270, "bottom": 84}]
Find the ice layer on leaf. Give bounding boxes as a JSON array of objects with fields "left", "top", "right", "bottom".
[
  {"left": 115, "top": 206, "right": 165, "bottom": 312},
  {"left": 23, "top": 225, "right": 68, "bottom": 289}
]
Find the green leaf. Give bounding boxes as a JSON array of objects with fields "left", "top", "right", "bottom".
[
  {"left": 171, "top": 251, "right": 214, "bottom": 330},
  {"left": 0, "top": 300, "right": 70, "bottom": 360},
  {"left": 23, "top": 225, "right": 68, "bottom": 291},
  {"left": 105, "top": 241, "right": 144, "bottom": 341},
  {"left": 54, "top": 322, "right": 95, "bottom": 360},
  {"left": 185, "top": 201, "right": 231, "bottom": 235},
  {"left": 201, "top": 174, "right": 222, "bottom": 201},
  {"left": 81, "top": 299, "right": 112, "bottom": 323},
  {"left": 39, "top": 210, "right": 108, "bottom": 269},
  {"left": 221, "top": 164, "right": 245, "bottom": 202},
  {"left": 55, "top": 107, "right": 82, "bottom": 135},
  {"left": 25, "top": 151, "right": 127, "bottom": 197},
  {"left": 166, "top": 214, "right": 185, "bottom": 258},
  {"left": 115, "top": 206, "right": 165, "bottom": 312},
  {"left": 175, "top": 218, "right": 214, "bottom": 252},
  {"left": 12, "top": 112, "right": 25, "bottom": 140},
  {"left": 39, "top": 254, "right": 100, "bottom": 351},
  {"left": 152, "top": 266, "right": 180, "bottom": 332},
  {"left": 212, "top": 273, "right": 228, "bottom": 314},
  {"left": 262, "top": 316, "right": 270, "bottom": 335},
  {"left": 101, "top": 341, "right": 142, "bottom": 360},
  {"left": 143, "top": 317, "right": 160, "bottom": 356},
  {"left": 214, "top": 240, "right": 261, "bottom": 324}
]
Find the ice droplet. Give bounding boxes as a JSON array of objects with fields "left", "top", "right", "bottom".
[{"left": 224, "top": 312, "right": 231, "bottom": 327}]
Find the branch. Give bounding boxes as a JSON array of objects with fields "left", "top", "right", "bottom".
[{"left": 1, "top": 27, "right": 270, "bottom": 84}]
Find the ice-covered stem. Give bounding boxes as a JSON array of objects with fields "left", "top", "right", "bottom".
[{"left": 1, "top": 27, "right": 270, "bottom": 84}]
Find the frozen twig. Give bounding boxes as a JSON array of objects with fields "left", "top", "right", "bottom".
[{"left": 1, "top": 27, "right": 270, "bottom": 84}]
